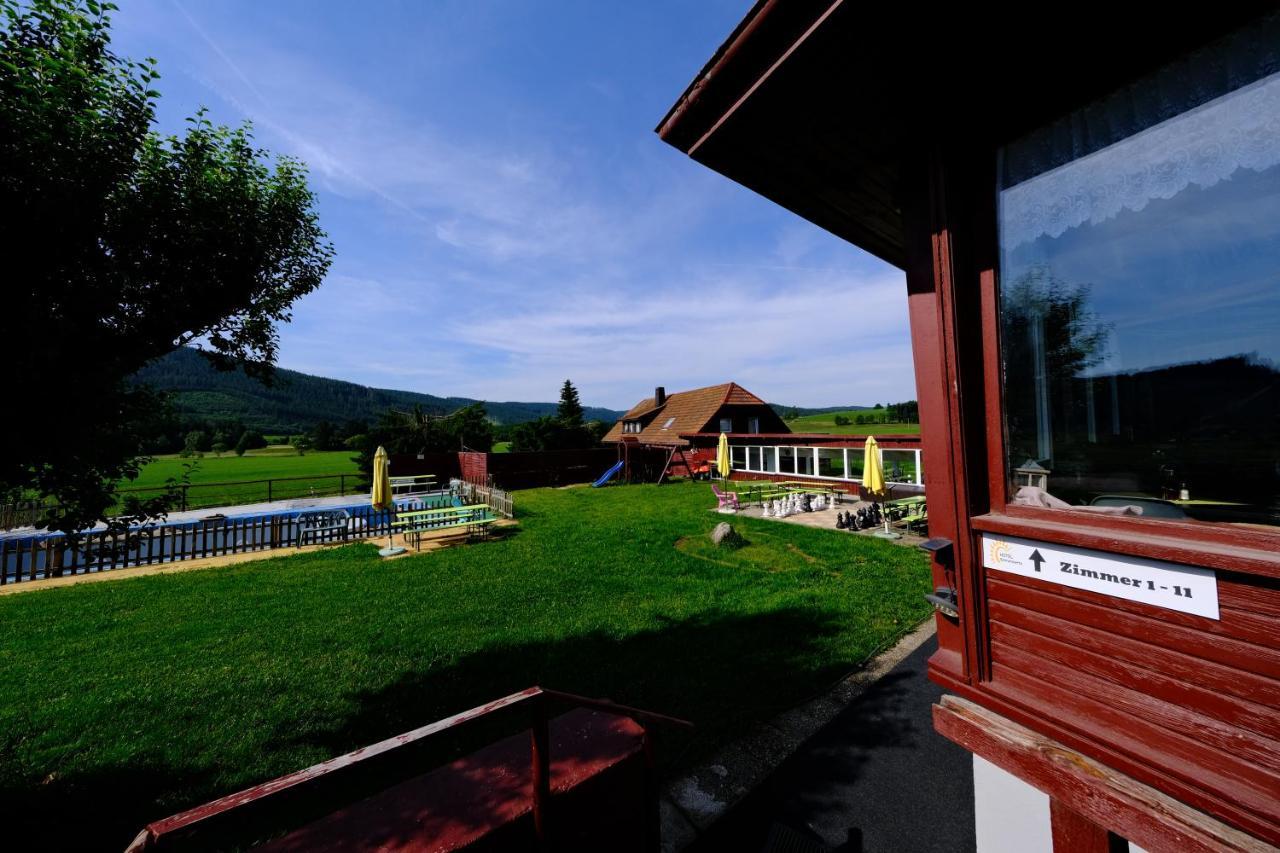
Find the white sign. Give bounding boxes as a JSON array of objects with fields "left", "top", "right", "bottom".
[{"left": 981, "top": 533, "right": 1219, "bottom": 620}]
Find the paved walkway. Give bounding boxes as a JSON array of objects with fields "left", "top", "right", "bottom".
[
  {"left": 685, "top": 638, "right": 975, "bottom": 853},
  {"left": 729, "top": 502, "right": 927, "bottom": 548}
]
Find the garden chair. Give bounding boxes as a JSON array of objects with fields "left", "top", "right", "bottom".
[{"left": 711, "top": 484, "right": 740, "bottom": 511}]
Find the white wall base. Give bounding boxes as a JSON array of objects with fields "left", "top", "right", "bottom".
[
  {"left": 973, "top": 755, "right": 1148, "bottom": 852},
  {"left": 973, "top": 755, "right": 1051, "bottom": 853}
]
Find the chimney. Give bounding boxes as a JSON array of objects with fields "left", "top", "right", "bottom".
[{"left": 654, "top": 386, "right": 667, "bottom": 407}]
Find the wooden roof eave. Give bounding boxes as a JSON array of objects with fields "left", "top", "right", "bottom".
[{"left": 657, "top": 3, "right": 1277, "bottom": 273}]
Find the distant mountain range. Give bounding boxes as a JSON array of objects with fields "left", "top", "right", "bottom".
[{"left": 131, "top": 348, "right": 625, "bottom": 434}]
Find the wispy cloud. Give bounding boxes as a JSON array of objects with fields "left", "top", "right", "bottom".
[{"left": 115, "top": 2, "right": 914, "bottom": 409}]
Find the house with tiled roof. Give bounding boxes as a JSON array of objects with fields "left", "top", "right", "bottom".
[
  {"left": 602, "top": 382, "right": 789, "bottom": 480},
  {"left": 601, "top": 383, "right": 788, "bottom": 447},
  {"left": 603, "top": 382, "right": 924, "bottom": 493}
]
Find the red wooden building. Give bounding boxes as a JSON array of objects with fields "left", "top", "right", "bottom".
[
  {"left": 602, "top": 382, "right": 923, "bottom": 492},
  {"left": 660, "top": 4, "right": 1280, "bottom": 852}
]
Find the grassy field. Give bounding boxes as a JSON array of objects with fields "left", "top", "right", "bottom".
[
  {"left": 113, "top": 447, "right": 363, "bottom": 511},
  {"left": 125, "top": 447, "right": 359, "bottom": 490},
  {"left": 787, "top": 410, "right": 921, "bottom": 435},
  {"left": 0, "top": 481, "right": 930, "bottom": 849},
  {"left": 492, "top": 441, "right": 512, "bottom": 453}
]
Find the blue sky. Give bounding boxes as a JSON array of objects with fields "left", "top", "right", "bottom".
[{"left": 112, "top": 1, "right": 912, "bottom": 410}]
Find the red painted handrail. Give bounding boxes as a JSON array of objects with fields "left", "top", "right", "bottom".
[{"left": 126, "top": 686, "right": 691, "bottom": 853}]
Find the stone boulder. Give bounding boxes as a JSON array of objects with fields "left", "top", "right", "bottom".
[{"left": 710, "top": 522, "right": 745, "bottom": 548}]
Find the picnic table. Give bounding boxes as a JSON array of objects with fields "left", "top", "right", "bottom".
[
  {"left": 391, "top": 504, "right": 498, "bottom": 549},
  {"left": 295, "top": 509, "right": 351, "bottom": 548}
]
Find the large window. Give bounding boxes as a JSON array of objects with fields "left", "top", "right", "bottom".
[
  {"left": 731, "top": 446, "right": 746, "bottom": 470},
  {"left": 998, "top": 16, "right": 1280, "bottom": 528},
  {"left": 816, "top": 448, "right": 845, "bottom": 479},
  {"left": 795, "top": 448, "right": 814, "bottom": 477},
  {"left": 882, "top": 450, "right": 918, "bottom": 484},
  {"left": 779, "top": 446, "right": 796, "bottom": 474}
]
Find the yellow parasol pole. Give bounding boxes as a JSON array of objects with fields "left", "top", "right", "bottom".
[
  {"left": 862, "top": 436, "right": 899, "bottom": 539},
  {"left": 716, "top": 432, "right": 731, "bottom": 482},
  {"left": 372, "top": 446, "right": 405, "bottom": 557}
]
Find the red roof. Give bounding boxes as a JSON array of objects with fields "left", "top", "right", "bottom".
[{"left": 602, "top": 382, "right": 773, "bottom": 446}]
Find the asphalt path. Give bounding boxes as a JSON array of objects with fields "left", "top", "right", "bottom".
[{"left": 688, "top": 640, "right": 976, "bottom": 853}]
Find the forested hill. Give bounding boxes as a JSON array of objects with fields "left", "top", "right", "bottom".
[{"left": 131, "top": 348, "right": 623, "bottom": 434}]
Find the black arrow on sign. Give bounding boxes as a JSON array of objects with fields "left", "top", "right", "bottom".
[{"left": 1029, "top": 550, "right": 1045, "bottom": 572}]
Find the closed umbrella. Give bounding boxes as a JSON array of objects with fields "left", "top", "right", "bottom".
[
  {"left": 372, "top": 446, "right": 405, "bottom": 557},
  {"left": 716, "top": 432, "right": 731, "bottom": 480},
  {"left": 862, "top": 436, "right": 899, "bottom": 539}
]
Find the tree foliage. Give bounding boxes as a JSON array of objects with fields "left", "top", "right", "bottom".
[
  {"left": 556, "top": 379, "right": 585, "bottom": 428},
  {"left": 509, "top": 380, "right": 604, "bottom": 452},
  {"left": 1, "top": 0, "right": 333, "bottom": 532},
  {"left": 352, "top": 404, "right": 495, "bottom": 476},
  {"left": 1002, "top": 265, "right": 1111, "bottom": 380}
]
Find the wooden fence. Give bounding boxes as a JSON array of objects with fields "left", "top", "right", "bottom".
[
  {"left": 458, "top": 448, "right": 618, "bottom": 490},
  {"left": 0, "top": 485, "right": 515, "bottom": 585},
  {"left": 456, "top": 482, "right": 515, "bottom": 518}
]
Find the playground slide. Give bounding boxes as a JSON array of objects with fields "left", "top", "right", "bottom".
[{"left": 591, "top": 461, "right": 625, "bottom": 488}]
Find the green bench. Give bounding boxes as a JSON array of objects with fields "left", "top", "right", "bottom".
[{"left": 392, "top": 504, "right": 498, "bottom": 549}]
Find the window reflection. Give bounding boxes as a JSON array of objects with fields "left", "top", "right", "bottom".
[{"left": 998, "top": 17, "right": 1280, "bottom": 528}]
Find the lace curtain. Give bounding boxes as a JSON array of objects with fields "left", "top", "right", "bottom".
[{"left": 999, "top": 11, "right": 1280, "bottom": 251}]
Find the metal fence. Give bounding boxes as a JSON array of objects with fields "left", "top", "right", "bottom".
[
  {"left": 1, "top": 485, "right": 516, "bottom": 584},
  {"left": 1, "top": 473, "right": 371, "bottom": 531},
  {"left": 115, "top": 473, "right": 371, "bottom": 513},
  {"left": 0, "top": 505, "right": 390, "bottom": 584}
]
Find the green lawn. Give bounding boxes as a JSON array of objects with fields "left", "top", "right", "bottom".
[
  {"left": 492, "top": 440, "right": 512, "bottom": 453},
  {"left": 0, "top": 481, "right": 931, "bottom": 849},
  {"left": 115, "top": 448, "right": 362, "bottom": 510},
  {"left": 787, "top": 410, "right": 921, "bottom": 435}
]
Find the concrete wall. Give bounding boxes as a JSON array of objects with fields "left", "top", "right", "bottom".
[
  {"left": 973, "top": 756, "right": 1051, "bottom": 853},
  {"left": 973, "top": 756, "right": 1146, "bottom": 853}
]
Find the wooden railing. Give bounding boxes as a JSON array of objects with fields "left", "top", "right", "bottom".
[{"left": 126, "top": 687, "right": 690, "bottom": 853}]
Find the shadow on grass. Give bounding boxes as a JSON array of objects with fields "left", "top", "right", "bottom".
[{"left": 1, "top": 606, "right": 853, "bottom": 851}]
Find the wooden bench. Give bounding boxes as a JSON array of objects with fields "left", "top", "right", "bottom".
[
  {"left": 392, "top": 505, "right": 498, "bottom": 549},
  {"left": 390, "top": 475, "right": 437, "bottom": 497},
  {"left": 295, "top": 510, "right": 351, "bottom": 548}
]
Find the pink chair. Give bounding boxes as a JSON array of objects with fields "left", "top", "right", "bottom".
[{"left": 711, "top": 484, "right": 740, "bottom": 511}]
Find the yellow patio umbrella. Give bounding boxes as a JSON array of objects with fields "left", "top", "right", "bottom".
[
  {"left": 862, "top": 436, "right": 899, "bottom": 539},
  {"left": 716, "top": 432, "right": 731, "bottom": 480},
  {"left": 372, "top": 446, "right": 405, "bottom": 557}
]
